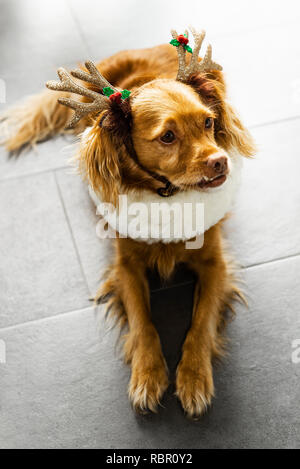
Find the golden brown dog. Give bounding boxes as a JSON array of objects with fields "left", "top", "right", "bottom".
[{"left": 1, "top": 32, "right": 255, "bottom": 418}]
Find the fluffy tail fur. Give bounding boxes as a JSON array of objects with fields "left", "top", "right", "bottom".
[{"left": 0, "top": 89, "right": 82, "bottom": 153}]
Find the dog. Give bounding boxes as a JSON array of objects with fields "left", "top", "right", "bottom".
[{"left": 0, "top": 27, "right": 255, "bottom": 418}]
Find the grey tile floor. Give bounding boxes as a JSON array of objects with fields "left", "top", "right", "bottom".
[{"left": 0, "top": 0, "right": 299, "bottom": 449}]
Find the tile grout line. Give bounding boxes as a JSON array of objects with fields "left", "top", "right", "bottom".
[
  {"left": 0, "top": 111, "right": 299, "bottom": 186},
  {"left": 65, "top": 0, "right": 92, "bottom": 58},
  {"left": 1, "top": 251, "right": 299, "bottom": 333},
  {"left": 1, "top": 162, "right": 298, "bottom": 278},
  {"left": 249, "top": 114, "right": 300, "bottom": 130},
  {"left": 243, "top": 251, "right": 300, "bottom": 271},
  {"left": 0, "top": 113, "right": 298, "bottom": 181},
  {"left": 54, "top": 170, "right": 92, "bottom": 297},
  {"left": 0, "top": 164, "right": 70, "bottom": 184},
  {"left": 0, "top": 305, "right": 95, "bottom": 333},
  {"left": 151, "top": 251, "right": 300, "bottom": 292}
]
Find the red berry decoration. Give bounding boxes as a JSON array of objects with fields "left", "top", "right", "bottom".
[
  {"left": 170, "top": 33, "right": 193, "bottom": 53},
  {"left": 177, "top": 34, "right": 189, "bottom": 45},
  {"left": 109, "top": 91, "right": 122, "bottom": 104}
]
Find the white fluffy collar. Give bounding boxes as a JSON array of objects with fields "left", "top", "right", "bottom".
[{"left": 89, "top": 152, "right": 242, "bottom": 244}]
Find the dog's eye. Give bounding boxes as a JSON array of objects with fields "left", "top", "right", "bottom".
[
  {"left": 205, "top": 117, "right": 214, "bottom": 129},
  {"left": 160, "top": 130, "right": 175, "bottom": 144}
]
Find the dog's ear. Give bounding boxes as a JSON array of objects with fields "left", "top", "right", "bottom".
[
  {"left": 78, "top": 115, "right": 121, "bottom": 205},
  {"left": 78, "top": 100, "right": 132, "bottom": 205},
  {"left": 187, "top": 72, "right": 256, "bottom": 157},
  {"left": 215, "top": 99, "right": 256, "bottom": 157}
]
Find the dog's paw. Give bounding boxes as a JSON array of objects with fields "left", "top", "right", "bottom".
[
  {"left": 175, "top": 361, "right": 214, "bottom": 419},
  {"left": 129, "top": 360, "right": 169, "bottom": 414}
]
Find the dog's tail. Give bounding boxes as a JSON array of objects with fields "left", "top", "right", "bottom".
[{"left": 0, "top": 89, "right": 81, "bottom": 153}]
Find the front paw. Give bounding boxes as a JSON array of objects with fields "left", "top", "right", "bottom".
[
  {"left": 176, "top": 360, "right": 214, "bottom": 419},
  {"left": 129, "top": 357, "right": 169, "bottom": 414}
]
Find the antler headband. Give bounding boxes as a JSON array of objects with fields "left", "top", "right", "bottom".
[
  {"left": 46, "top": 27, "right": 222, "bottom": 130},
  {"left": 170, "top": 26, "right": 222, "bottom": 81},
  {"left": 46, "top": 61, "right": 131, "bottom": 129}
]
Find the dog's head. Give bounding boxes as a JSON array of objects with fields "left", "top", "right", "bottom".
[
  {"left": 45, "top": 29, "right": 255, "bottom": 205},
  {"left": 79, "top": 70, "right": 255, "bottom": 204}
]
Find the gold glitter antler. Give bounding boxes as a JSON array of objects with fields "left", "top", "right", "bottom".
[
  {"left": 70, "top": 61, "right": 118, "bottom": 92},
  {"left": 170, "top": 28, "right": 190, "bottom": 81},
  {"left": 46, "top": 61, "right": 118, "bottom": 129},
  {"left": 171, "top": 26, "right": 223, "bottom": 82}
]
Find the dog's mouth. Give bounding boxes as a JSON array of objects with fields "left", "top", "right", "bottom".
[{"left": 193, "top": 174, "right": 227, "bottom": 190}]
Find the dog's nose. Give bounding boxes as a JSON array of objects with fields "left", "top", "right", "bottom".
[{"left": 206, "top": 155, "right": 228, "bottom": 174}]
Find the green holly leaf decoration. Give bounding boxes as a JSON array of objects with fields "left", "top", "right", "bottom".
[
  {"left": 102, "top": 87, "right": 115, "bottom": 97},
  {"left": 184, "top": 45, "right": 193, "bottom": 53},
  {"left": 121, "top": 89, "right": 131, "bottom": 99},
  {"left": 170, "top": 39, "right": 180, "bottom": 47}
]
